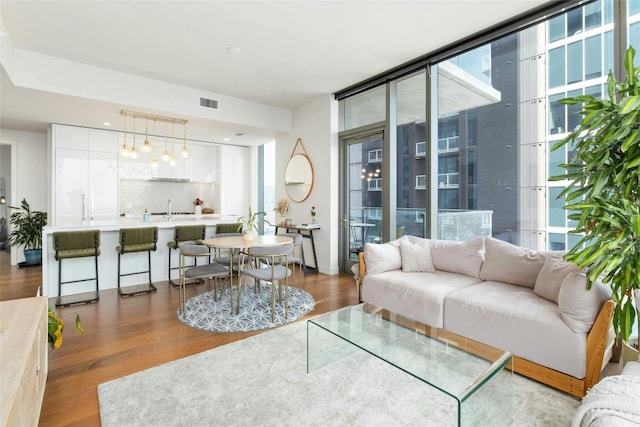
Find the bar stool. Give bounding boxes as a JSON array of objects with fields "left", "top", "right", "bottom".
[
  {"left": 53, "top": 229, "right": 100, "bottom": 307},
  {"left": 167, "top": 224, "right": 206, "bottom": 287},
  {"left": 116, "top": 226, "right": 158, "bottom": 297}
]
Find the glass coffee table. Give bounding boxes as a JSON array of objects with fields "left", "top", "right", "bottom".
[{"left": 307, "top": 304, "right": 513, "bottom": 426}]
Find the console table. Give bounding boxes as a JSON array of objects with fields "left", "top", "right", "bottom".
[{"left": 274, "top": 224, "right": 319, "bottom": 273}]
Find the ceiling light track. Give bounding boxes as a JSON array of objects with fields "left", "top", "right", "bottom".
[{"left": 120, "top": 110, "right": 189, "bottom": 161}]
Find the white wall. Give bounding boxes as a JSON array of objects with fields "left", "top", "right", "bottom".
[
  {"left": 0, "top": 128, "right": 48, "bottom": 264},
  {"left": 277, "top": 94, "right": 339, "bottom": 274}
]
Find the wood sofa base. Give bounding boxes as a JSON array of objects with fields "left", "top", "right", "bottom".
[{"left": 363, "top": 299, "right": 614, "bottom": 398}]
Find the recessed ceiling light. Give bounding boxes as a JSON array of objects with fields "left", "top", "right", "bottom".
[
  {"left": 103, "top": 122, "right": 111, "bottom": 126},
  {"left": 227, "top": 47, "right": 241, "bottom": 55},
  {"left": 223, "top": 138, "right": 230, "bottom": 142}
]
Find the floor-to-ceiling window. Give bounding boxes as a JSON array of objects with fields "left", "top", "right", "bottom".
[{"left": 338, "top": 0, "right": 638, "bottom": 265}]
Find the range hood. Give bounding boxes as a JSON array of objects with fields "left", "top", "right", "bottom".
[{"left": 150, "top": 177, "right": 191, "bottom": 183}]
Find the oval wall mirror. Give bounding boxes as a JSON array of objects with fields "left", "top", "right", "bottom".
[{"left": 285, "top": 154, "right": 314, "bottom": 202}]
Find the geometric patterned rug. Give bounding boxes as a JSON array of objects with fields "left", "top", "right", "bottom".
[{"left": 176, "top": 282, "right": 316, "bottom": 333}]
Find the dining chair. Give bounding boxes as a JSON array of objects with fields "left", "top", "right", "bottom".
[
  {"left": 239, "top": 243, "right": 294, "bottom": 322},
  {"left": 212, "top": 223, "right": 243, "bottom": 268},
  {"left": 273, "top": 232, "right": 304, "bottom": 286},
  {"left": 178, "top": 242, "right": 230, "bottom": 315}
]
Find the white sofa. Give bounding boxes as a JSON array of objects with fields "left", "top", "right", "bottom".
[{"left": 357, "top": 235, "right": 615, "bottom": 397}]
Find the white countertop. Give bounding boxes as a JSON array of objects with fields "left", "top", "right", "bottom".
[{"left": 43, "top": 214, "right": 239, "bottom": 233}]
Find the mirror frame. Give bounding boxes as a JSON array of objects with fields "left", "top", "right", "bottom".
[{"left": 285, "top": 153, "right": 314, "bottom": 202}]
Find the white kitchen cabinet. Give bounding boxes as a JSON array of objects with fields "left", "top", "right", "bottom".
[
  {"left": 89, "top": 128, "right": 119, "bottom": 153},
  {"left": 55, "top": 148, "right": 118, "bottom": 223},
  {"left": 53, "top": 125, "right": 119, "bottom": 223},
  {"left": 216, "top": 145, "right": 247, "bottom": 215},
  {"left": 150, "top": 151, "right": 191, "bottom": 180},
  {"left": 189, "top": 143, "right": 218, "bottom": 183},
  {"left": 54, "top": 125, "right": 88, "bottom": 150},
  {"left": 119, "top": 155, "right": 153, "bottom": 180}
]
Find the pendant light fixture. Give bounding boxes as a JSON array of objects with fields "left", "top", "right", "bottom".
[
  {"left": 162, "top": 121, "right": 170, "bottom": 162},
  {"left": 130, "top": 116, "right": 138, "bottom": 159},
  {"left": 142, "top": 118, "right": 152, "bottom": 153},
  {"left": 120, "top": 114, "right": 130, "bottom": 157},
  {"left": 169, "top": 122, "right": 176, "bottom": 166},
  {"left": 120, "top": 110, "right": 188, "bottom": 167},
  {"left": 181, "top": 123, "right": 189, "bottom": 158},
  {"left": 151, "top": 119, "right": 158, "bottom": 168}
]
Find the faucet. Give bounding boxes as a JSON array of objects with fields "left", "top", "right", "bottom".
[{"left": 167, "top": 198, "right": 173, "bottom": 220}]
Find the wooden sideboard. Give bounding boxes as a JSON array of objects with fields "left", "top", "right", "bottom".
[{"left": 0, "top": 296, "right": 48, "bottom": 426}]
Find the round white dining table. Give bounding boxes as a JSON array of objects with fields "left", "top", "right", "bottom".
[{"left": 198, "top": 234, "right": 294, "bottom": 314}]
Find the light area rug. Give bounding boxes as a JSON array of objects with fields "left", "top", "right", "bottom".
[
  {"left": 177, "top": 282, "right": 315, "bottom": 333},
  {"left": 98, "top": 319, "right": 580, "bottom": 426}
]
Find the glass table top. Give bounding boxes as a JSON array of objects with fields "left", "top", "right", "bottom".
[{"left": 307, "top": 303, "right": 511, "bottom": 403}]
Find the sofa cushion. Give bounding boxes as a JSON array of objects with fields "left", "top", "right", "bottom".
[
  {"left": 478, "top": 237, "right": 547, "bottom": 288},
  {"left": 361, "top": 270, "right": 482, "bottom": 328},
  {"left": 399, "top": 239, "right": 435, "bottom": 273},
  {"left": 558, "top": 271, "right": 611, "bottom": 333},
  {"left": 444, "top": 281, "right": 587, "bottom": 379},
  {"left": 429, "top": 238, "right": 484, "bottom": 278},
  {"left": 363, "top": 237, "right": 408, "bottom": 274},
  {"left": 533, "top": 256, "right": 578, "bottom": 303}
]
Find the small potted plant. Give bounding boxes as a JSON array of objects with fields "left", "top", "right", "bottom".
[
  {"left": 274, "top": 199, "right": 289, "bottom": 225},
  {"left": 48, "top": 306, "right": 83, "bottom": 350},
  {"left": 237, "top": 207, "right": 270, "bottom": 240},
  {"left": 310, "top": 205, "right": 317, "bottom": 223},
  {"left": 7, "top": 198, "right": 47, "bottom": 265}
]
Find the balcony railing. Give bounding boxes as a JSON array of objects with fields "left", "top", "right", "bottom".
[
  {"left": 438, "top": 173, "right": 459, "bottom": 188},
  {"left": 438, "top": 136, "right": 459, "bottom": 153}
]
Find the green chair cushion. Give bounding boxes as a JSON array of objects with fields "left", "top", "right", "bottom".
[
  {"left": 116, "top": 243, "right": 157, "bottom": 253},
  {"left": 53, "top": 230, "right": 100, "bottom": 260},
  {"left": 117, "top": 227, "right": 158, "bottom": 253},
  {"left": 171, "top": 225, "right": 206, "bottom": 244},
  {"left": 56, "top": 248, "right": 101, "bottom": 259},
  {"left": 215, "top": 223, "right": 241, "bottom": 234}
]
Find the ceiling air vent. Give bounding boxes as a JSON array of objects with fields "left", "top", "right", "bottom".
[{"left": 200, "top": 97, "right": 219, "bottom": 109}]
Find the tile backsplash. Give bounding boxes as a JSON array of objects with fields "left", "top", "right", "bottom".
[{"left": 119, "top": 180, "right": 216, "bottom": 216}]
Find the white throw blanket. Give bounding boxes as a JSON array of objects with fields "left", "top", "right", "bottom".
[{"left": 572, "top": 375, "right": 640, "bottom": 427}]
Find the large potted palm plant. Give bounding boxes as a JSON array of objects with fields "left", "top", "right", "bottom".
[
  {"left": 549, "top": 46, "right": 640, "bottom": 356},
  {"left": 7, "top": 198, "right": 48, "bottom": 265}
]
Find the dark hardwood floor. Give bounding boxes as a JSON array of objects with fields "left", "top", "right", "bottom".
[{"left": 0, "top": 250, "right": 358, "bottom": 426}]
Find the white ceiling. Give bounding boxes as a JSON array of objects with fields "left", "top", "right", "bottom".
[{"left": 0, "top": 0, "right": 549, "bottom": 145}]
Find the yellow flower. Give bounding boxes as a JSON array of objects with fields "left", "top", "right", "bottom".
[
  {"left": 53, "top": 327, "right": 63, "bottom": 349},
  {"left": 47, "top": 306, "right": 83, "bottom": 350}
]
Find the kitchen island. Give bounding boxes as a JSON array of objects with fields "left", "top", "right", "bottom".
[{"left": 42, "top": 214, "right": 239, "bottom": 298}]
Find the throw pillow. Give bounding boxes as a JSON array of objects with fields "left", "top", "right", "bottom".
[
  {"left": 558, "top": 271, "right": 612, "bottom": 333},
  {"left": 533, "top": 256, "right": 578, "bottom": 303},
  {"left": 429, "top": 238, "right": 484, "bottom": 278},
  {"left": 399, "top": 239, "right": 435, "bottom": 273},
  {"left": 363, "top": 236, "right": 407, "bottom": 274},
  {"left": 478, "top": 237, "right": 547, "bottom": 288}
]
